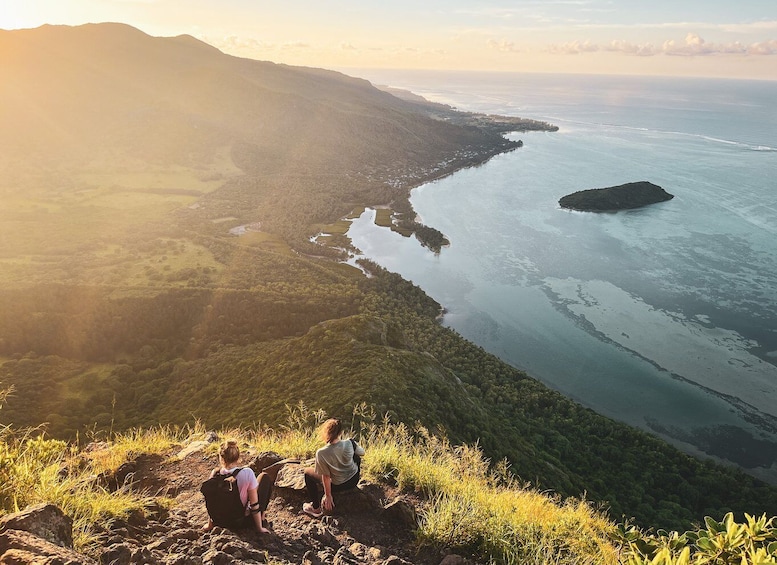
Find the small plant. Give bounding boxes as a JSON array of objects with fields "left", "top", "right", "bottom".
[{"left": 613, "top": 513, "right": 777, "bottom": 564}]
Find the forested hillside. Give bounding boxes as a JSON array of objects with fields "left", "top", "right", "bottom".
[{"left": 2, "top": 23, "right": 777, "bottom": 533}]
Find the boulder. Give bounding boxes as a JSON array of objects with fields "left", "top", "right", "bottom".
[
  {"left": 439, "top": 555, "right": 469, "bottom": 565},
  {"left": 333, "top": 546, "right": 359, "bottom": 565},
  {"left": 248, "top": 452, "right": 283, "bottom": 475},
  {"left": 0, "top": 503, "right": 74, "bottom": 548},
  {"left": 304, "top": 521, "right": 339, "bottom": 548},
  {"left": 201, "top": 550, "right": 235, "bottom": 565},
  {"left": 176, "top": 441, "right": 209, "bottom": 460},
  {"left": 100, "top": 543, "right": 132, "bottom": 565},
  {"left": 332, "top": 483, "right": 382, "bottom": 514},
  {"left": 274, "top": 461, "right": 313, "bottom": 490},
  {"left": 97, "top": 461, "right": 137, "bottom": 492},
  {"left": 381, "top": 497, "right": 418, "bottom": 530},
  {"left": 0, "top": 528, "right": 94, "bottom": 564},
  {"left": 348, "top": 543, "right": 383, "bottom": 563}
]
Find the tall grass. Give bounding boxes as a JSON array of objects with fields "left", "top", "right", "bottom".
[
  {"left": 357, "top": 418, "right": 619, "bottom": 565},
  {"left": 0, "top": 422, "right": 181, "bottom": 550}
]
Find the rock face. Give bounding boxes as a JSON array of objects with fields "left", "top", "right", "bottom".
[
  {"left": 0, "top": 440, "right": 428, "bottom": 565},
  {"left": 559, "top": 181, "right": 674, "bottom": 211},
  {"left": 0, "top": 503, "right": 96, "bottom": 564}
]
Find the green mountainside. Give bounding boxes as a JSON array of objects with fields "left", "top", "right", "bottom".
[{"left": 1, "top": 23, "right": 777, "bottom": 535}]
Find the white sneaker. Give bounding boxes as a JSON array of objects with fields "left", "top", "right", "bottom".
[{"left": 302, "top": 502, "right": 323, "bottom": 518}]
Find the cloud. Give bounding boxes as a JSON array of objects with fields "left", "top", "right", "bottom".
[
  {"left": 720, "top": 20, "right": 777, "bottom": 33},
  {"left": 604, "top": 40, "right": 658, "bottom": 56},
  {"left": 747, "top": 39, "right": 777, "bottom": 55},
  {"left": 662, "top": 33, "right": 748, "bottom": 56},
  {"left": 545, "top": 33, "right": 777, "bottom": 58},
  {"left": 547, "top": 39, "right": 599, "bottom": 54},
  {"left": 200, "top": 33, "right": 270, "bottom": 54},
  {"left": 487, "top": 38, "right": 520, "bottom": 52},
  {"left": 280, "top": 41, "right": 310, "bottom": 51}
]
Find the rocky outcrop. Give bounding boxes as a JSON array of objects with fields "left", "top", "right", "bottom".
[
  {"left": 0, "top": 503, "right": 96, "bottom": 564},
  {"left": 0, "top": 500, "right": 421, "bottom": 565},
  {"left": 0, "top": 437, "right": 449, "bottom": 565},
  {"left": 0, "top": 482, "right": 424, "bottom": 565},
  {"left": 559, "top": 181, "right": 674, "bottom": 211}
]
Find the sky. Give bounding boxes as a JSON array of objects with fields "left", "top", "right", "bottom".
[{"left": 2, "top": 0, "right": 777, "bottom": 80}]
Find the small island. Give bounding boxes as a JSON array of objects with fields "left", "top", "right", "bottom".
[{"left": 559, "top": 181, "right": 674, "bottom": 212}]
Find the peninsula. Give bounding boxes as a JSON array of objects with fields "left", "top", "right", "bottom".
[{"left": 559, "top": 181, "right": 674, "bottom": 211}]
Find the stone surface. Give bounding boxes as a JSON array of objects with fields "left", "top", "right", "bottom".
[
  {"left": 0, "top": 503, "right": 74, "bottom": 548},
  {"left": 274, "top": 461, "right": 313, "bottom": 490},
  {"left": 248, "top": 452, "right": 283, "bottom": 475},
  {"left": 0, "top": 441, "right": 437, "bottom": 565},
  {"left": 439, "top": 555, "right": 469, "bottom": 565},
  {"left": 381, "top": 498, "right": 418, "bottom": 529},
  {"left": 176, "top": 441, "right": 209, "bottom": 460},
  {"left": 0, "top": 528, "right": 94, "bottom": 565},
  {"left": 100, "top": 543, "right": 132, "bottom": 565}
]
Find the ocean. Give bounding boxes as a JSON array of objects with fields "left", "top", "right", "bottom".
[{"left": 342, "top": 70, "right": 777, "bottom": 483}]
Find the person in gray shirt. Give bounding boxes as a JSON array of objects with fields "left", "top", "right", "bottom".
[{"left": 303, "top": 418, "right": 365, "bottom": 518}]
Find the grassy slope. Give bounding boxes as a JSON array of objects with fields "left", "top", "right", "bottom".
[{"left": 2, "top": 420, "right": 775, "bottom": 564}]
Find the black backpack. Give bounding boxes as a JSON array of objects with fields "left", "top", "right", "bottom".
[{"left": 200, "top": 468, "right": 247, "bottom": 529}]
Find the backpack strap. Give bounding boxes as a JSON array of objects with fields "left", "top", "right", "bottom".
[{"left": 349, "top": 439, "right": 361, "bottom": 469}]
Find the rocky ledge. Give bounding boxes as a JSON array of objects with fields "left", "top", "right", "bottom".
[
  {"left": 0, "top": 441, "right": 472, "bottom": 565},
  {"left": 559, "top": 181, "right": 674, "bottom": 212}
]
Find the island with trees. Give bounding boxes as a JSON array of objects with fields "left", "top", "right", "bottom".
[{"left": 559, "top": 181, "right": 674, "bottom": 211}]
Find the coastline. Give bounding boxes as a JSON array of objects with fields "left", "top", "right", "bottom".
[
  {"left": 379, "top": 127, "right": 547, "bottom": 252},
  {"left": 341, "top": 74, "right": 777, "bottom": 483}
]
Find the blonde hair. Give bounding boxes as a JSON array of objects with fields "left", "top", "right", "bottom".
[
  {"left": 219, "top": 440, "right": 240, "bottom": 466},
  {"left": 318, "top": 418, "right": 343, "bottom": 444}
]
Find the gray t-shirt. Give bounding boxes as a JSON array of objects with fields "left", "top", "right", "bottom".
[{"left": 314, "top": 439, "right": 365, "bottom": 485}]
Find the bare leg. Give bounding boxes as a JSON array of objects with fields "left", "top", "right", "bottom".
[{"left": 248, "top": 487, "right": 271, "bottom": 534}]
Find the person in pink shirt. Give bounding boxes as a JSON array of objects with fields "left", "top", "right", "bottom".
[{"left": 204, "top": 440, "right": 272, "bottom": 533}]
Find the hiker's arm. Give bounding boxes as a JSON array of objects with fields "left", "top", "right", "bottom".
[{"left": 321, "top": 474, "right": 334, "bottom": 511}]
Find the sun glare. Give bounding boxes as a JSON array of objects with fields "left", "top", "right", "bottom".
[{"left": 0, "top": 6, "right": 31, "bottom": 31}]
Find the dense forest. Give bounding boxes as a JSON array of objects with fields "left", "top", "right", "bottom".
[
  {"left": 3, "top": 260, "right": 777, "bottom": 530},
  {"left": 2, "top": 22, "right": 777, "bottom": 535}
]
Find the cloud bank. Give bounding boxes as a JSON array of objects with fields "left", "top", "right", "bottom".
[{"left": 546, "top": 33, "right": 777, "bottom": 56}]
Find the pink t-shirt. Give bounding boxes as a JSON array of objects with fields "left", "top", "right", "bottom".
[{"left": 219, "top": 467, "right": 258, "bottom": 514}]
